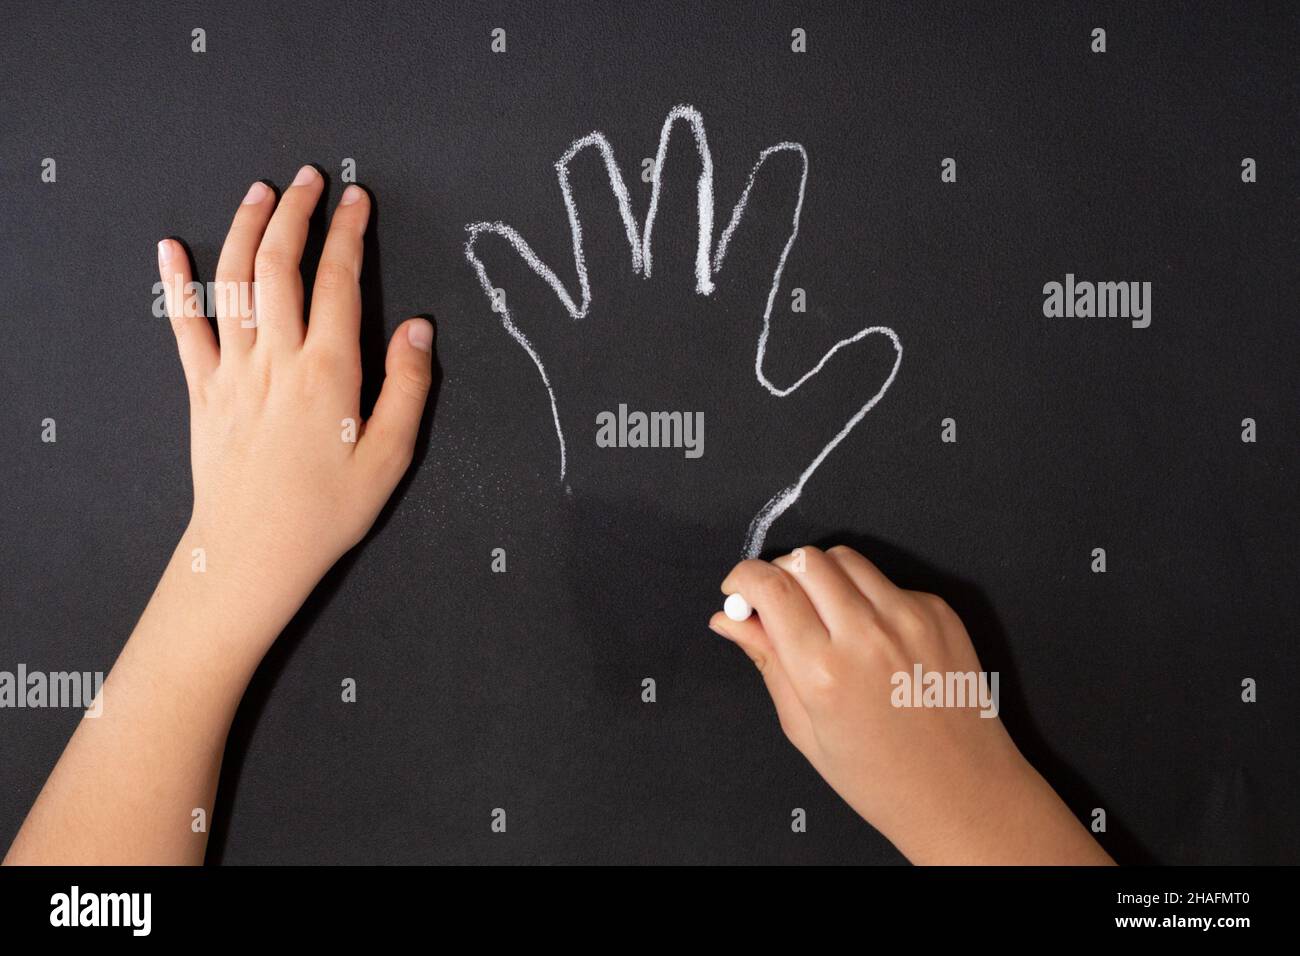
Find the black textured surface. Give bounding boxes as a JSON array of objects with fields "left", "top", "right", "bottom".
[{"left": 0, "top": 1, "right": 1296, "bottom": 863}]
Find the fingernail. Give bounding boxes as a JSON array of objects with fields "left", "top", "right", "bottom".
[
  {"left": 340, "top": 184, "right": 363, "bottom": 206},
  {"left": 709, "top": 622, "right": 728, "bottom": 639},
  {"left": 407, "top": 319, "right": 434, "bottom": 352},
  {"left": 241, "top": 181, "right": 268, "bottom": 204},
  {"left": 157, "top": 239, "right": 175, "bottom": 265},
  {"left": 293, "top": 165, "right": 318, "bottom": 187}
]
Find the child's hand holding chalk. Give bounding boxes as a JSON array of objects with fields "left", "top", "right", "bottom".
[{"left": 711, "top": 546, "right": 1113, "bottom": 866}]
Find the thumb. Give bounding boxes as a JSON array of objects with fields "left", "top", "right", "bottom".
[
  {"left": 360, "top": 317, "right": 435, "bottom": 479},
  {"left": 709, "top": 611, "right": 816, "bottom": 754}
]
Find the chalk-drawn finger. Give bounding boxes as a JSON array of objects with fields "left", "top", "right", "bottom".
[
  {"left": 710, "top": 610, "right": 816, "bottom": 752},
  {"left": 307, "top": 185, "right": 368, "bottom": 356},
  {"left": 157, "top": 239, "right": 217, "bottom": 388},
  {"left": 359, "top": 318, "right": 434, "bottom": 480},
  {"left": 640, "top": 105, "right": 717, "bottom": 293},
  {"left": 213, "top": 180, "right": 275, "bottom": 356},
  {"left": 825, "top": 546, "right": 905, "bottom": 615},
  {"left": 465, "top": 126, "right": 645, "bottom": 355},
  {"left": 560, "top": 140, "right": 646, "bottom": 301},
  {"left": 772, "top": 546, "right": 875, "bottom": 638},
  {"left": 722, "top": 559, "right": 828, "bottom": 670},
  {"left": 253, "top": 164, "right": 323, "bottom": 353},
  {"left": 710, "top": 141, "right": 805, "bottom": 304}
]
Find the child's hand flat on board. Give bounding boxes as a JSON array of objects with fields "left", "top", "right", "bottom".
[
  {"left": 4, "top": 169, "right": 436, "bottom": 865},
  {"left": 159, "top": 167, "right": 435, "bottom": 622},
  {"left": 711, "top": 545, "right": 1113, "bottom": 865}
]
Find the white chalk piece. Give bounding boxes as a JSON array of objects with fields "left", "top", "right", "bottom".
[{"left": 724, "top": 593, "right": 753, "bottom": 622}]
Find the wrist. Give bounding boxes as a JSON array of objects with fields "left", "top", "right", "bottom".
[
  {"left": 147, "top": 521, "right": 319, "bottom": 674},
  {"left": 887, "top": 746, "right": 1038, "bottom": 865},
  {"left": 182, "top": 513, "right": 329, "bottom": 612},
  {"left": 891, "top": 744, "right": 1110, "bottom": 865}
]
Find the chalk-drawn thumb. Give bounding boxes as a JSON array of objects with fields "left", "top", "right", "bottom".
[
  {"left": 742, "top": 322, "right": 903, "bottom": 559},
  {"left": 700, "top": 141, "right": 905, "bottom": 559},
  {"left": 464, "top": 220, "right": 587, "bottom": 350},
  {"left": 464, "top": 221, "right": 594, "bottom": 481}
]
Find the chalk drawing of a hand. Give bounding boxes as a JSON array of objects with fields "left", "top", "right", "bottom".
[{"left": 465, "top": 105, "right": 902, "bottom": 558}]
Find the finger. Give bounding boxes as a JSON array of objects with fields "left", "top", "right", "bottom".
[
  {"left": 721, "top": 559, "right": 828, "bottom": 673},
  {"left": 825, "top": 545, "right": 906, "bottom": 613},
  {"left": 710, "top": 611, "right": 816, "bottom": 752},
  {"left": 710, "top": 140, "right": 806, "bottom": 298},
  {"left": 359, "top": 318, "right": 435, "bottom": 480},
  {"left": 306, "top": 184, "right": 369, "bottom": 356},
  {"left": 710, "top": 608, "right": 775, "bottom": 670},
  {"left": 157, "top": 239, "right": 218, "bottom": 387},
  {"left": 213, "top": 180, "right": 275, "bottom": 356},
  {"left": 640, "top": 104, "right": 717, "bottom": 291},
  {"left": 771, "top": 546, "right": 875, "bottom": 637},
  {"left": 252, "top": 164, "right": 324, "bottom": 352}
]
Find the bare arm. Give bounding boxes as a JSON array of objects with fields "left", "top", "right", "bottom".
[{"left": 4, "top": 170, "right": 435, "bottom": 865}]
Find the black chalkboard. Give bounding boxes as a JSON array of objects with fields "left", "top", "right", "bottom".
[{"left": 1, "top": 1, "right": 1296, "bottom": 864}]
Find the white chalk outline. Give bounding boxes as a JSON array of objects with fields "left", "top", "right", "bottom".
[{"left": 465, "top": 104, "right": 902, "bottom": 557}]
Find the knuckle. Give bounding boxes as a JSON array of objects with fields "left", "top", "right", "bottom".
[
  {"left": 930, "top": 598, "right": 962, "bottom": 633},
  {"left": 730, "top": 558, "right": 765, "bottom": 582},
  {"left": 803, "top": 653, "right": 839, "bottom": 699},
  {"left": 303, "top": 346, "right": 360, "bottom": 392},
  {"left": 908, "top": 590, "right": 935, "bottom": 610},
  {"left": 253, "top": 247, "right": 293, "bottom": 280},
  {"left": 893, "top": 602, "right": 929, "bottom": 639},
  {"left": 909, "top": 591, "right": 953, "bottom": 629},
  {"left": 212, "top": 267, "right": 239, "bottom": 290},
  {"left": 853, "top": 631, "right": 885, "bottom": 665},
  {"left": 396, "top": 367, "right": 432, "bottom": 401},
  {"left": 314, "top": 260, "right": 354, "bottom": 294},
  {"left": 790, "top": 545, "right": 823, "bottom": 572},
  {"left": 751, "top": 566, "right": 798, "bottom": 606},
  {"left": 922, "top": 592, "right": 953, "bottom": 618}
]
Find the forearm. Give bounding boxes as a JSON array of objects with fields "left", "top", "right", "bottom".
[
  {"left": 4, "top": 525, "right": 305, "bottom": 865},
  {"left": 893, "top": 750, "right": 1115, "bottom": 866}
]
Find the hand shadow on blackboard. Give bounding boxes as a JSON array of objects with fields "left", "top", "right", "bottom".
[
  {"left": 813, "top": 530, "right": 1155, "bottom": 865},
  {"left": 204, "top": 179, "right": 442, "bottom": 863}
]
